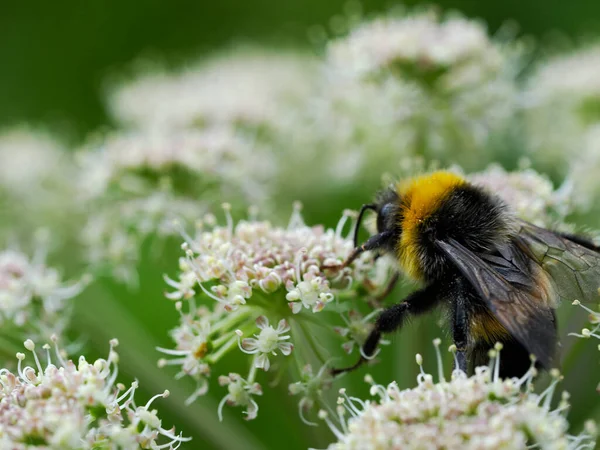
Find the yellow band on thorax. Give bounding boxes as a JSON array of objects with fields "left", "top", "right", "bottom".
[{"left": 396, "top": 171, "right": 466, "bottom": 280}]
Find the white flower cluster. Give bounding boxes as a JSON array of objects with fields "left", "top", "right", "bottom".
[
  {"left": 326, "top": 11, "right": 517, "bottom": 160},
  {"left": 469, "top": 164, "right": 572, "bottom": 227},
  {"left": 158, "top": 206, "right": 394, "bottom": 419},
  {"left": 321, "top": 342, "right": 597, "bottom": 450},
  {"left": 108, "top": 49, "right": 316, "bottom": 131},
  {"left": 76, "top": 128, "right": 271, "bottom": 283},
  {"left": 0, "top": 128, "right": 68, "bottom": 197},
  {"left": 327, "top": 12, "right": 504, "bottom": 84},
  {"left": 0, "top": 245, "right": 89, "bottom": 341},
  {"left": 0, "top": 337, "right": 189, "bottom": 449},
  {"left": 274, "top": 11, "right": 521, "bottom": 202}
]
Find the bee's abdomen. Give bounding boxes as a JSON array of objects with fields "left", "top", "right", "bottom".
[{"left": 469, "top": 309, "right": 511, "bottom": 344}]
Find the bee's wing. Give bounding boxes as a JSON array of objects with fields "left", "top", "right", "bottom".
[
  {"left": 436, "top": 238, "right": 557, "bottom": 369},
  {"left": 516, "top": 220, "right": 600, "bottom": 304}
]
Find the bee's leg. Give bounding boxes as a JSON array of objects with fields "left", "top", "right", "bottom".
[
  {"left": 367, "top": 271, "right": 400, "bottom": 309},
  {"left": 332, "top": 283, "right": 441, "bottom": 376},
  {"left": 341, "top": 231, "right": 395, "bottom": 268},
  {"left": 451, "top": 279, "right": 471, "bottom": 374}
]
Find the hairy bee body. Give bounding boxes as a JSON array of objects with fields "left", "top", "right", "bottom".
[{"left": 336, "top": 171, "right": 600, "bottom": 378}]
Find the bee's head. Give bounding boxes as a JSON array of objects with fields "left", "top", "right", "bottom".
[
  {"left": 352, "top": 188, "right": 400, "bottom": 252},
  {"left": 375, "top": 188, "right": 400, "bottom": 235}
]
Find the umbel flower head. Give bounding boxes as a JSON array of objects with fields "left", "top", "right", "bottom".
[
  {"left": 0, "top": 337, "right": 190, "bottom": 449},
  {"left": 320, "top": 11, "right": 517, "bottom": 166},
  {"left": 76, "top": 128, "right": 272, "bottom": 283},
  {"left": 158, "top": 205, "right": 394, "bottom": 420},
  {"left": 273, "top": 11, "right": 522, "bottom": 203},
  {"left": 320, "top": 341, "right": 597, "bottom": 450},
  {"left": 0, "top": 240, "right": 89, "bottom": 342}
]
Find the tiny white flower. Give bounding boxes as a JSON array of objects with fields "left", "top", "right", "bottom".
[
  {"left": 217, "top": 373, "right": 263, "bottom": 421},
  {"left": 237, "top": 316, "right": 293, "bottom": 371}
]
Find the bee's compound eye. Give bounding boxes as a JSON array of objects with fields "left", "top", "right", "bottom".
[{"left": 377, "top": 203, "right": 393, "bottom": 233}]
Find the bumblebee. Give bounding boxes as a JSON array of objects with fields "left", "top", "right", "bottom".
[{"left": 333, "top": 171, "right": 600, "bottom": 378}]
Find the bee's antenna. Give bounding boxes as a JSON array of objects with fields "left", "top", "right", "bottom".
[{"left": 354, "top": 204, "right": 377, "bottom": 248}]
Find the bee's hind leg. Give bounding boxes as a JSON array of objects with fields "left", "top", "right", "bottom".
[{"left": 451, "top": 278, "right": 471, "bottom": 374}]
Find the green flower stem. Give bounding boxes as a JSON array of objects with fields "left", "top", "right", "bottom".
[
  {"left": 211, "top": 307, "right": 254, "bottom": 335},
  {"left": 208, "top": 334, "right": 240, "bottom": 364},
  {"left": 247, "top": 355, "right": 258, "bottom": 383},
  {"left": 297, "top": 320, "right": 329, "bottom": 365}
]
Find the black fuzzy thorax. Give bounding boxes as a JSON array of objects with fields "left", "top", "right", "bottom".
[{"left": 415, "top": 184, "right": 514, "bottom": 283}]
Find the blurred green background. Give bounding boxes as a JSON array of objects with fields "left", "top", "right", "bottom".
[
  {"left": 2, "top": 0, "right": 600, "bottom": 143},
  {"left": 3, "top": 1, "right": 600, "bottom": 449}
]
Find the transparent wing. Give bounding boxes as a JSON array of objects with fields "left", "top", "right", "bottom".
[
  {"left": 516, "top": 220, "right": 600, "bottom": 305},
  {"left": 436, "top": 238, "right": 557, "bottom": 369}
]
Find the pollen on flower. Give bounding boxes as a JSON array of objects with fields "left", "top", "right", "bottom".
[
  {"left": 320, "top": 342, "right": 596, "bottom": 450},
  {"left": 0, "top": 245, "right": 89, "bottom": 341},
  {"left": 0, "top": 338, "right": 190, "bottom": 449}
]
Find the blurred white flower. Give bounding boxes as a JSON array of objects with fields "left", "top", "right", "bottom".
[
  {"left": 0, "top": 128, "right": 78, "bottom": 239},
  {"left": 76, "top": 127, "right": 273, "bottom": 283},
  {"left": 108, "top": 48, "right": 317, "bottom": 131},
  {"left": 158, "top": 206, "right": 394, "bottom": 419},
  {"left": 565, "top": 124, "right": 600, "bottom": 212},
  {"left": 325, "top": 10, "right": 518, "bottom": 160},
  {"left": 469, "top": 164, "right": 572, "bottom": 226},
  {"left": 0, "top": 128, "right": 68, "bottom": 195},
  {"left": 0, "top": 242, "right": 89, "bottom": 341},
  {"left": 327, "top": 11, "right": 504, "bottom": 84},
  {"left": 0, "top": 337, "right": 190, "bottom": 449},
  {"left": 321, "top": 342, "right": 596, "bottom": 450},
  {"left": 524, "top": 45, "right": 600, "bottom": 173},
  {"left": 274, "top": 11, "right": 521, "bottom": 201}
]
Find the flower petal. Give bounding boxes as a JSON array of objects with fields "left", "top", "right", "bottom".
[
  {"left": 279, "top": 342, "right": 294, "bottom": 356},
  {"left": 241, "top": 338, "right": 259, "bottom": 352},
  {"left": 276, "top": 318, "right": 290, "bottom": 333},
  {"left": 290, "top": 302, "right": 303, "bottom": 314},
  {"left": 255, "top": 353, "right": 270, "bottom": 371},
  {"left": 255, "top": 315, "right": 269, "bottom": 330}
]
